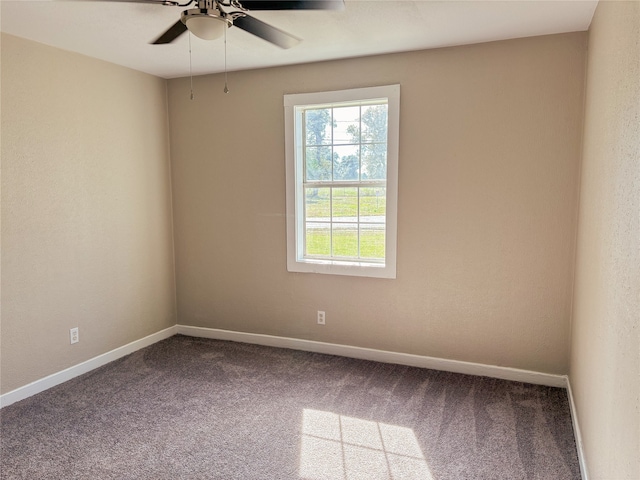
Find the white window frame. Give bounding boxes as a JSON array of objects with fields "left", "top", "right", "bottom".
[{"left": 284, "top": 85, "right": 400, "bottom": 279}]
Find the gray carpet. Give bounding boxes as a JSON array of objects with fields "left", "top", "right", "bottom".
[{"left": 0, "top": 335, "right": 580, "bottom": 479}]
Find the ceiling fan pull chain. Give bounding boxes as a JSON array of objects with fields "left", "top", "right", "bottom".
[
  {"left": 224, "top": 23, "right": 229, "bottom": 94},
  {"left": 189, "top": 32, "right": 195, "bottom": 100}
]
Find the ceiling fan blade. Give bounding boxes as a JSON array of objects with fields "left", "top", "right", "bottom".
[
  {"left": 152, "top": 19, "right": 188, "bottom": 44},
  {"left": 239, "top": 0, "right": 344, "bottom": 11},
  {"left": 233, "top": 15, "right": 301, "bottom": 49}
]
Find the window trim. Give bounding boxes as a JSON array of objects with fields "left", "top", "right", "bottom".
[{"left": 284, "top": 85, "right": 400, "bottom": 279}]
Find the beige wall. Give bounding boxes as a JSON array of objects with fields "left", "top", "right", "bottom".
[
  {"left": 0, "top": 34, "right": 176, "bottom": 394},
  {"left": 570, "top": 2, "right": 640, "bottom": 479},
  {"left": 168, "top": 33, "right": 586, "bottom": 374}
]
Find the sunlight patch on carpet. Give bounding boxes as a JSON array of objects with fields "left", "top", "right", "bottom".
[{"left": 300, "top": 409, "right": 434, "bottom": 480}]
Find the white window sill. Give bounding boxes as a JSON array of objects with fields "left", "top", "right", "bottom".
[{"left": 287, "top": 258, "right": 396, "bottom": 279}]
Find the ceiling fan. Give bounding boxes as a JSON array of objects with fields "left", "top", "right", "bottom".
[{"left": 125, "top": 0, "right": 344, "bottom": 48}]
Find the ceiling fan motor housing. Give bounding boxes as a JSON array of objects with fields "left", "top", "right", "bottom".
[{"left": 181, "top": 1, "right": 233, "bottom": 40}]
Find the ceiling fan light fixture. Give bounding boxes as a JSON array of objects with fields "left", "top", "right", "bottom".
[{"left": 182, "top": 9, "right": 231, "bottom": 41}]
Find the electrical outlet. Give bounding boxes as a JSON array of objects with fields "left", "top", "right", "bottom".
[
  {"left": 317, "top": 311, "right": 326, "bottom": 325},
  {"left": 70, "top": 327, "right": 79, "bottom": 344}
]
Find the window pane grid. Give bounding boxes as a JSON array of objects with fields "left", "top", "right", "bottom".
[
  {"left": 303, "top": 104, "right": 388, "bottom": 183},
  {"left": 301, "top": 99, "right": 389, "bottom": 265},
  {"left": 303, "top": 185, "right": 386, "bottom": 263}
]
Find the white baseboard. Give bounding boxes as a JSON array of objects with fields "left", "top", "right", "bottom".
[
  {"left": 176, "top": 325, "right": 567, "bottom": 388},
  {"left": 0, "top": 324, "right": 569, "bottom": 410},
  {"left": 1, "top": 323, "right": 583, "bottom": 476},
  {"left": 0, "top": 326, "right": 178, "bottom": 408},
  {"left": 566, "top": 378, "right": 589, "bottom": 480}
]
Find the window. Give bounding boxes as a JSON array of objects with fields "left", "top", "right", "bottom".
[{"left": 284, "top": 85, "right": 399, "bottom": 278}]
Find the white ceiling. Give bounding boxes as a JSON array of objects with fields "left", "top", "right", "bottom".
[{"left": 1, "top": 0, "right": 597, "bottom": 79}]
